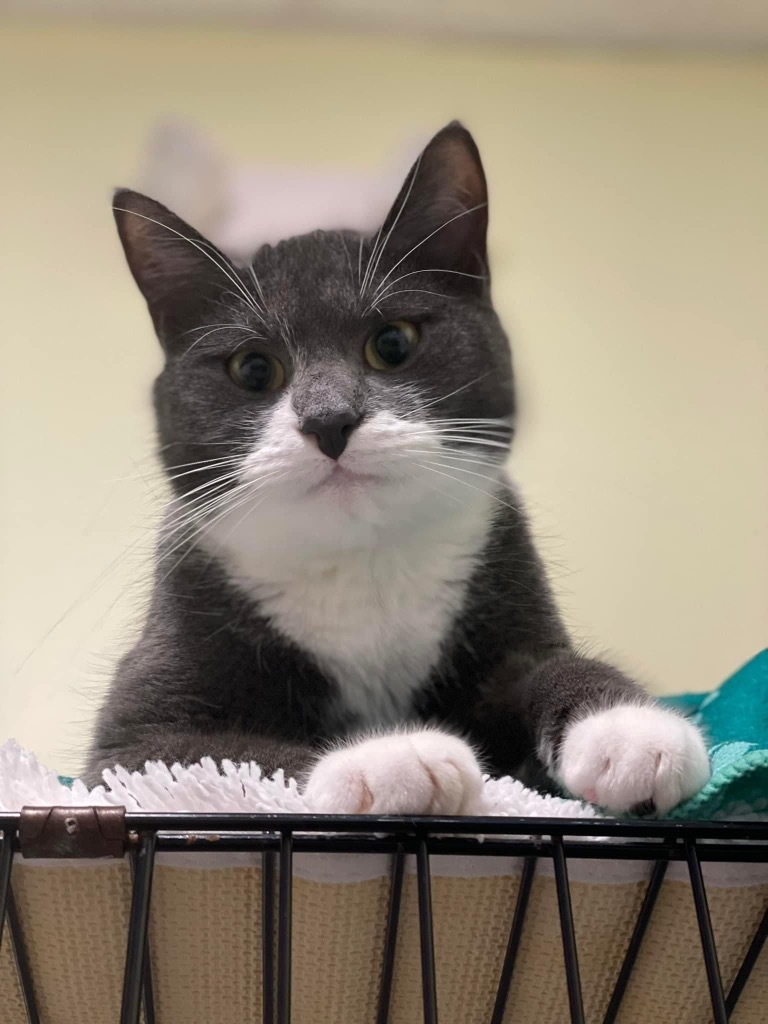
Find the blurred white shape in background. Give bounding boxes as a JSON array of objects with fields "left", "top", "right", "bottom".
[{"left": 139, "top": 120, "right": 422, "bottom": 261}]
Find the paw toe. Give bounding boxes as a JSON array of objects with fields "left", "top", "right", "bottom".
[
  {"left": 303, "top": 731, "right": 484, "bottom": 816},
  {"left": 560, "top": 704, "right": 710, "bottom": 813}
]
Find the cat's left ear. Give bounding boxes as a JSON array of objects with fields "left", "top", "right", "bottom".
[
  {"left": 372, "top": 122, "right": 489, "bottom": 293},
  {"left": 113, "top": 188, "right": 234, "bottom": 344}
]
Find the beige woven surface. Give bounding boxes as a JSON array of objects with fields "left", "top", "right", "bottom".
[
  {"left": 0, "top": 918, "right": 26, "bottom": 1023},
  {"left": 0, "top": 858, "right": 765, "bottom": 1023},
  {"left": 150, "top": 865, "right": 264, "bottom": 1023},
  {"left": 504, "top": 873, "right": 645, "bottom": 1022},
  {"left": 620, "top": 877, "right": 768, "bottom": 1023},
  {"left": 9, "top": 861, "right": 132, "bottom": 1023}
]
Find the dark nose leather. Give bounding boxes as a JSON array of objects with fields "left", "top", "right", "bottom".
[{"left": 300, "top": 410, "right": 362, "bottom": 460}]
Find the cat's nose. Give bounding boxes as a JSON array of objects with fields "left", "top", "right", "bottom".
[{"left": 299, "top": 410, "right": 362, "bottom": 460}]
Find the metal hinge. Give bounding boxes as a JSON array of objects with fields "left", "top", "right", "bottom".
[{"left": 19, "top": 806, "right": 127, "bottom": 859}]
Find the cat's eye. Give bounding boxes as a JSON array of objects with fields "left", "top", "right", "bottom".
[
  {"left": 365, "top": 320, "right": 420, "bottom": 371},
  {"left": 228, "top": 350, "right": 285, "bottom": 392}
]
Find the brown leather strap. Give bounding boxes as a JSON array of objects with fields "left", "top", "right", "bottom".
[{"left": 19, "top": 806, "right": 127, "bottom": 858}]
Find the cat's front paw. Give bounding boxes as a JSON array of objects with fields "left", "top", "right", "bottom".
[
  {"left": 303, "top": 729, "right": 485, "bottom": 815},
  {"left": 558, "top": 704, "right": 710, "bottom": 813}
]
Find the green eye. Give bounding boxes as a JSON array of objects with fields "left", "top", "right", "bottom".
[
  {"left": 228, "top": 350, "right": 285, "bottom": 392},
  {"left": 365, "top": 320, "right": 420, "bottom": 370}
]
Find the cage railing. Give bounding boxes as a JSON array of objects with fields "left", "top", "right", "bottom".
[{"left": 1, "top": 812, "right": 766, "bottom": 1024}]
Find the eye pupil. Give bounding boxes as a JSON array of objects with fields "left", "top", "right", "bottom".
[
  {"left": 375, "top": 326, "right": 410, "bottom": 365},
  {"left": 238, "top": 353, "right": 271, "bottom": 389},
  {"left": 366, "top": 320, "right": 419, "bottom": 370},
  {"left": 229, "top": 350, "right": 284, "bottom": 391}
]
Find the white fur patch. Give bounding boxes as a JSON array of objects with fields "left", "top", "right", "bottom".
[
  {"left": 204, "top": 397, "right": 499, "bottom": 725},
  {"left": 558, "top": 704, "right": 711, "bottom": 813},
  {"left": 303, "top": 728, "right": 486, "bottom": 814}
]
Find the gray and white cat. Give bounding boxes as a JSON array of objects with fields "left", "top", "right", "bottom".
[{"left": 87, "top": 122, "right": 710, "bottom": 815}]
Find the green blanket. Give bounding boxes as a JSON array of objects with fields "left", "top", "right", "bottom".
[{"left": 661, "top": 650, "right": 768, "bottom": 819}]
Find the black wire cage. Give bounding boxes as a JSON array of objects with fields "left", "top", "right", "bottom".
[{"left": 1, "top": 811, "right": 767, "bottom": 1024}]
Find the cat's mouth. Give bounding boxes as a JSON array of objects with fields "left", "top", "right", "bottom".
[{"left": 308, "top": 462, "right": 384, "bottom": 494}]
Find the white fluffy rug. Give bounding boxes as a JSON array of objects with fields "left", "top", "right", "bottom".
[{"left": 0, "top": 739, "right": 597, "bottom": 818}]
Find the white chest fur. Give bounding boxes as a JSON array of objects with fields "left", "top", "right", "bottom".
[
  {"left": 208, "top": 502, "right": 493, "bottom": 727},
  {"left": 200, "top": 400, "right": 499, "bottom": 727}
]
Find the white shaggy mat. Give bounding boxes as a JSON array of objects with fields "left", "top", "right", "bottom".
[{"left": 0, "top": 739, "right": 597, "bottom": 818}]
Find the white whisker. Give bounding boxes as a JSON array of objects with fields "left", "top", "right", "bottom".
[
  {"left": 367, "top": 288, "right": 456, "bottom": 309},
  {"left": 418, "top": 372, "right": 493, "bottom": 412},
  {"left": 163, "top": 462, "right": 245, "bottom": 487},
  {"left": 371, "top": 266, "right": 487, "bottom": 304},
  {"left": 338, "top": 233, "right": 356, "bottom": 291},
  {"left": 114, "top": 456, "right": 239, "bottom": 486},
  {"left": 432, "top": 436, "right": 511, "bottom": 451},
  {"left": 405, "top": 448, "right": 505, "bottom": 470},
  {"left": 247, "top": 263, "right": 267, "bottom": 307},
  {"left": 420, "top": 459, "right": 507, "bottom": 490},
  {"left": 163, "top": 453, "right": 248, "bottom": 473},
  {"left": 363, "top": 151, "right": 423, "bottom": 299},
  {"left": 156, "top": 441, "right": 239, "bottom": 451},
  {"left": 157, "top": 472, "right": 287, "bottom": 582},
  {"left": 113, "top": 206, "right": 263, "bottom": 320},
  {"left": 161, "top": 481, "right": 246, "bottom": 547},
  {"left": 159, "top": 479, "right": 261, "bottom": 565},
  {"left": 166, "top": 468, "right": 244, "bottom": 505},
  {"left": 219, "top": 289, "right": 269, "bottom": 328},
  {"left": 360, "top": 225, "right": 384, "bottom": 299},
  {"left": 181, "top": 325, "right": 265, "bottom": 360},
  {"left": 214, "top": 473, "right": 288, "bottom": 549},
  {"left": 163, "top": 466, "right": 280, "bottom": 532},
  {"left": 180, "top": 322, "right": 260, "bottom": 337},
  {"left": 401, "top": 467, "right": 467, "bottom": 510},
  {"left": 415, "top": 461, "right": 519, "bottom": 514},
  {"left": 370, "top": 202, "right": 487, "bottom": 298},
  {"left": 430, "top": 417, "right": 514, "bottom": 430}
]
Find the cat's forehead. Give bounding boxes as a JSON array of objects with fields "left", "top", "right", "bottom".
[{"left": 251, "top": 229, "right": 363, "bottom": 318}]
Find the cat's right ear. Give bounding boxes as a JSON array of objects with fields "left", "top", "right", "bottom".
[{"left": 113, "top": 188, "right": 229, "bottom": 341}]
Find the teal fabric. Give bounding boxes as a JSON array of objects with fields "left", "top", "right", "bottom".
[
  {"left": 660, "top": 650, "right": 768, "bottom": 819},
  {"left": 57, "top": 652, "right": 767, "bottom": 819}
]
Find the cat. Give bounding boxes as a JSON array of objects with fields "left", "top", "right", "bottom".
[{"left": 86, "top": 121, "right": 710, "bottom": 815}]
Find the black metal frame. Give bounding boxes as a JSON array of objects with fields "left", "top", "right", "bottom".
[{"left": 1, "top": 813, "right": 767, "bottom": 1023}]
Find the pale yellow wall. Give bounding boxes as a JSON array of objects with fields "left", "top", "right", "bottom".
[{"left": 1, "top": 22, "right": 766, "bottom": 775}]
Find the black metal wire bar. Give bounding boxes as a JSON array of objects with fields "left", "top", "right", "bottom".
[
  {"left": 12, "top": 812, "right": 759, "bottom": 842},
  {"left": 7, "top": 887, "right": 39, "bottom": 1024},
  {"left": 0, "top": 832, "right": 12, "bottom": 951},
  {"left": 277, "top": 831, "right": 293, "bottom": 1024},
  {"left": 416, "top": 839, "right": 439, "bottom": 1024},
  {"left": 725, "top": 904, "right": 768, "bottom": 1016},
  {"left": 128, "top": 848, "right": 156, "bottom": 1024},
  {"left": 151, "top": 832, "right": 768, "bottom": 863},
  {"left": 262, "top": 850, "right": 276, "bottom": 1024},
  {"left": 490, "top": 856, "right": 537, "bottom": 1024},
  {"left": 602, "top": 858, "right": 669, "bottom": 1024},
  {"left": 552, "top": 837, "right": 585, "bottom": 1024},
  {"left": 141, "top": 946, "right": 156, "bottom": 1024},
  {"left": 684, "top": 839, "right": 727, "bottom": 1024},
  {"left": 120, "top": 833, "right": 157, "bottom": 1024},
  {"left": 376, "top": 844, "right": 405, "bottom": 1024}
]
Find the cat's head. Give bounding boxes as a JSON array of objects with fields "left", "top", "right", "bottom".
[{"left": 114, "top": 122, "right": 514, "bottom": 558}]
